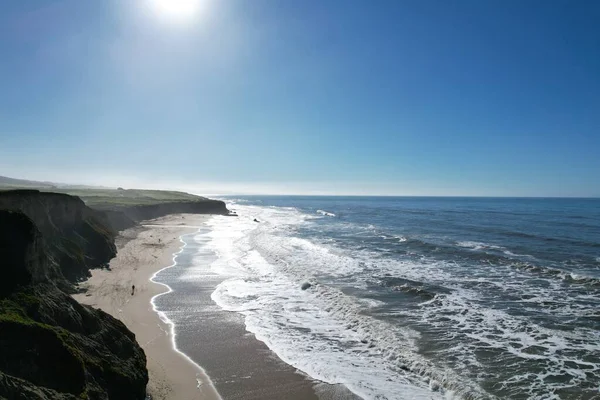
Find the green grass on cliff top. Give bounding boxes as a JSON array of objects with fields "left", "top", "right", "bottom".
[
  {"left": 0, "top": 176, "right": 216, "bottom": 207},
  {"left": 54, "top": 188, "right": 209, "bottom": 207},
  {"left": 0, "top": 184, "right": 211, "bottom": 207}
]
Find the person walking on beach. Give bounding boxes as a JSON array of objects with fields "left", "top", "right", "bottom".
[{"left": 131, "top": 284, "right": 135, "bottom": 296}]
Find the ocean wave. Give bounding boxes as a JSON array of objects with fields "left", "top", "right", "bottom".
[
  {"left": 198, "top": 202, "right": 600, "bottom": 399},
  {"left": 456, "top": 241, "right": 505, "bottom": 251},
  {"left": 317, "top": 209, "right": 336, "bottom": 217},
  {"left": 496, "top": 230, "right": 600, "bottom": 248},
  {"left": 450, "top": 241, "right": 540, "bottom": 265},
  {"left": 217, "top": 197, "right": 259, "bottom": 206},
  {"left": 378, "top": 277, "right": 451, "bottom": 301},
  {"left": 420, "top": 288, "right": 600, "bottom": 397},
  {"left": 203, "top": 209, "right": 491, "bottom": 399},
  {"left": 228, "top": 198, "right": 252, "bottom": 204},
  {"left": 502, "top": 250, "right": 535, "bottom": 258},
  {"left": 211, "top": 270, "right": 489, "bottom": 400},
  {"left": 381, "top": 234, "right": 408, "bottom": 243},
  {"left": 510, "top": 262, "right": 600, "bottom": 287}
]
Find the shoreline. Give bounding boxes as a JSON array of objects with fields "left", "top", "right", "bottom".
[
  {"left": 151, "top": 227, "right": 324, "bottom": 400},
  {"left": 148, "top": 233, "right": 223, "bottom": 396},
  {"left": 75, "top": 212, "right": 357, "bottom": 400},
  {"left": 74, "top": 214, "right": 221, "bottom": 400},
  {"left": 152, "top": 219, "right": 361, "bottom": 400}
]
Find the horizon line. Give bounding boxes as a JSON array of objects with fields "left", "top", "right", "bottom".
[{"left": 208, "top": 193, "right": 600, "bottom": 200}]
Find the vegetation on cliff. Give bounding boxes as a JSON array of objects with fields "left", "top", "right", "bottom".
[
  {"left": 0, "top": 284, "right": 147, "bottom": 400},
  {"left": 0, "top": 185, "right": 230, "bottom": 399},
  {"left": 0, "top": 176, "right": 231, "bottom": 234},
  {"left": 0, "top": 199, "right": 148, "bottom": 399}
]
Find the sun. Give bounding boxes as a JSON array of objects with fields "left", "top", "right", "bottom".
[{"left": 149, "top": 0, "right": 203, "bottom": 21}]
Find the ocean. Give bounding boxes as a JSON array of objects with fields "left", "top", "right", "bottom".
[{"left": 154, "top": 196, "right": 600, "bottom": 399}]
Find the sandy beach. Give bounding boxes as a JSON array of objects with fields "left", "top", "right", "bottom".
[
  {"left": 74, "top": 214, "right": 221, "bottom": 400},
  {"left": 74, "top": 212, "right": 358, "bottom": 400}
]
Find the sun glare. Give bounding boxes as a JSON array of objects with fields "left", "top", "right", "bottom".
[{"left": 149, "top": 0, "right": 203, "bottom": 22}]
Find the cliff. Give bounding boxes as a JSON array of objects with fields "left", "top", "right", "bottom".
[
  {"left": 0, "top": 211, "right": 48, "bottom": 296},
  {"left": 0, "top": 189, "right": 229, "bottom": 398},
  {"left": 0, "top": 199, "right": 148, "bottom": 398},
  {"left": 0, "top": 190, "right": 117, "bottom": 289},
  {"left": 93, "top": 199, "right": 230, "bottom": 232},
  {"left": 0, "top": 283, "right": 148, "bottom": 400}
]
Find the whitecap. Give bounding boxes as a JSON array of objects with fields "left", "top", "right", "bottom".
[
  {"left": 456, "top": 241, "right": 504, "bottom": 251},
  {"left": 199, "top": 206, "right": 492, "bottom": 399},
  {"left": 317, "top": 209, "right": 336, "bottom": 217},
  {"left": 192, "top": 203, "right": 600, "bottom": 399}
]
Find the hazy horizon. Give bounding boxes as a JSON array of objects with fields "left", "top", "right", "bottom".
[
  {"left": 1, "top": 1, "right": 599, "bottom": 197},
  {"left": 2, "top": 172, "right": 599, "bottom": 199}
]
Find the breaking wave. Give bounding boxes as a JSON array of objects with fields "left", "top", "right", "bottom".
[{"left": 191, "top": 199, "right": 600, "bottom": 400}]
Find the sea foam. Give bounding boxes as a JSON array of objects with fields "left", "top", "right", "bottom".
[
  {"left": 200, "top": 206, "right": 486, "bottom": 399},
  {"left": 186, "top": 201, "right": 600, "bottom": 399}
]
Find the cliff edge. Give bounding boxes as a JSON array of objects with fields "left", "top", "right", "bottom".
[
  {"left": 94, "top": 198, "right": 230, "bottom": 233},
  {"left": 0, "top": 190, "right": 117, "bottom": 290},
  {"left": 0, "top": 196, "right": 148, "bottom": 399}
]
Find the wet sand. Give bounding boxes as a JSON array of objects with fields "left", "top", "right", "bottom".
[
  {"left": 152, "top": 225, "right": 360, "bottom": 400},
  {"left": 74, "top": 214, "right": 220, "bottom": 400}
]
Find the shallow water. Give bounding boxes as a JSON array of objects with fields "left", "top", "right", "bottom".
[{"left": 166, "top": 196, "right": 600, "bottom": 399}]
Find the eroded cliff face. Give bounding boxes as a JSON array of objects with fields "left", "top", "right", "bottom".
[
  {"left": 0, "top": 190, "right": 116, "bottom": 288},
  {"left": 0, "top": 190, "right": 229, "bottom": 398},
  {"left": 0, "top": 211, "right": 48, "bottom": 295},
  {"left": 95, "top": 199, "right": 230, "bottom": 233},
  {"left": 0, "top": 201, "right": 148, "bottom": 399},
  {"left": 116, "top": 200, "right": 230, "bottom": 220}
]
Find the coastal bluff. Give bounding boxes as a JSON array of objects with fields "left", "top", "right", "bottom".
[
  {"left": 0, "top": 190, "right": 117, "bottom": 289},
  {"left": 97, "top": 198, "right": 230, "bottom": 232},
  {"left": 0, "top": 188, "right": 230, "bottom": 399},
  {"left": 0, "top": 191, "right": 148, "bottom": 399},
  {"left": 0, "top": 185, "right": 231, "bottom": 233}
]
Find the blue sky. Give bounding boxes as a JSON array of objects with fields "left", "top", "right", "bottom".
[{"left": 1, "top": 0, "right": 598, "bottom": 196}]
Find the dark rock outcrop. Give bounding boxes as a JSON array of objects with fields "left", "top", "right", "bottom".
[
  {"left": 0, "top": 211, "right": 48, "bottom": 296},
  {"left": 0, "top": 201, "right": 148, "bottom": 398},
  {"left": 0, "top": 190, "right": 116, "bottom": 288},
  {"left": 0, "top": 284, "right": 148, "bottom": 400}
]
